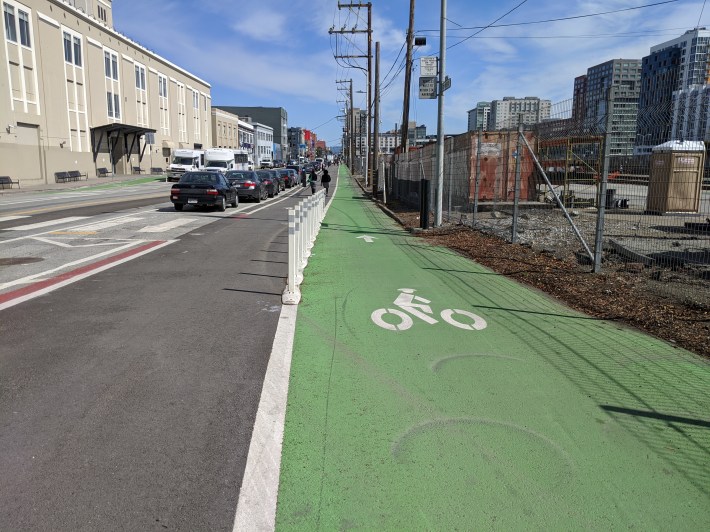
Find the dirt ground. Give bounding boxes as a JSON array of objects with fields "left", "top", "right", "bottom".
[{"left": 373, "top": 195, "right": 710, "bottom": 360}]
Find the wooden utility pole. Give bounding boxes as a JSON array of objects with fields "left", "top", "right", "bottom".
[
  {"left": 367, "top": 4, "right": 373, "bottom": 186},
  {"left": 400, "top": 0, "right": 416, "bottom": 152},
  {"left": 336, "top": 79, "right": 354, "bottom": 171},
  {"left": 373, "top": 42, "right": 381, "bottom": 197},
  {"left": 349, "top": 81, "right": 355, "bottom": 172},
  {"left": 331, "top": 2, "right": 372, "bottom": 183}
]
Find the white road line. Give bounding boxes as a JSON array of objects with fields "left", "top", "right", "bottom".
[
  {"left": 3, "top": 216, "right": 89, "bottom": 231},
  {"left": 241, "top": 186, "right": 303, "bottom": 215},
  {"left": 0, "top": 215, "right": 30, "bottom": 223},
  {"left": 233, "top": 304, "right": 297, "bottom": 532},
  {"left": 0, "top": 240, "right": 145, "bottom": 290},
  {"left": 72, "top": 216, "right": 144, "bottom": 231},
  {"left": 138, "top": 218, "right": 196, "bottom": 232},
  {"left": 0, "top": 240, "right": 174, "bottom": 311}
]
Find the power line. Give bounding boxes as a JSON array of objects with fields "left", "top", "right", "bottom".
[
  {"left": 418, "top": 0, "right": 679, "bottom": 32},
  {"left": 447, "top": 0, "right": 529, "bottom": 51}
]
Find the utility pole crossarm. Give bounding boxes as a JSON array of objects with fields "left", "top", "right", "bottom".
[{"left": 329, "top": 29, "right": 371, "bottom": 34}]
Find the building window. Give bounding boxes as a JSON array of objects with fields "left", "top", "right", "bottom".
[
  {"left": 63, "top": 32, "right": 71, "bottom": 62},
  {"left": 114, "top": 93, "right": 120, "bottom": 119},
  {"left": 104, "top": 51, "right": 118, "bottom": 80},
  {"left": 97, "top": 5, "right": 106, "bottom": 22},
  {"left": 3, "top": 3, "right": 16, "bottom": 42},
  {"left": 17, "top": 8, "right": 29, "bottom": 46},
  {"left": 64, "top": 33, "right": 82, "bottom": 66},
  {"left": 158, "top": 73, "right": 169, "bottom": 135},
  {"left": 135, "top": 64, "right": 145, "bottom": 90},
  {"left": 73, "top": 36, "right": 81, "bottom": 66},
  {"left": 106, "top": 91, "right": 114, "bottom": 117}
]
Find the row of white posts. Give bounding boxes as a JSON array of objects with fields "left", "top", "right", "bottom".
[{"left": 282, "top": 188, "right": 327, "bottom": 305}]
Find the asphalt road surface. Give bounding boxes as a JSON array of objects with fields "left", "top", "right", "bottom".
[{"left": 0, "top": 182, "right": 313, "bottom": 530}]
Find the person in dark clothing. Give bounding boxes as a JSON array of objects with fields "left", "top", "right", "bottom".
[
  {"left": 309, "top": 169, "right": 318, "bottom": 194},
  {"left": 321, "top": 168, "right": 331, "bottom": 197}
]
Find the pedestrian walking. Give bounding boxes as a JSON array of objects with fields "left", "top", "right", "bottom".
[
  {"left": 309, "top": 169, "right": 318, "bottom": 194},
  {"left": 321, "top": 168, "right": 331, "bottom": 197}
]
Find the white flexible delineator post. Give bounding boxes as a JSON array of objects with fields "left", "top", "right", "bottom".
[{"left": 283, "top": 189, "right": 328, "bottom": 305}]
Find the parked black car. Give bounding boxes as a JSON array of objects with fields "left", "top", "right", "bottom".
[
  {"left": 225, "top": 170, "right": 268, "bottom": 202},
  {"left": 170, "top": 171, "right": 238, "bottom": 211},
  {"left": 278, "top": 168, "right": 297, "bottom": 188},
  {"left": 256, "top": 170, "right": 279, "bottom": 197},
  {"left": 265, "top": 169, "right": 286, "bottom": 192}
]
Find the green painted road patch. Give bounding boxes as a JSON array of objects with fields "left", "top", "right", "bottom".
[{"left": 276, "top": 168, "right": 710, "bottom": 530}]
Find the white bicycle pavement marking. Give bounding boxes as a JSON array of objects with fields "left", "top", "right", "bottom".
[{"left": 371, "top": 288, "right": 488, "bottom": 332}]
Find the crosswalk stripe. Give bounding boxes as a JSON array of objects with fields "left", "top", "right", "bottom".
[
  {"left": 0, "top": 215, "right": 31, "bottom": 223},
  {"left": 72, "top": 216, "right": 144, "bottom": 231},
  {"left": 3, "top": 216, "right": 89, "bottom": 231},
  {"left": 138, "top": 218, "right": 196, "bottom": 233}
]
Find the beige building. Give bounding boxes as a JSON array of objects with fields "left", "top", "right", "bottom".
[{"left": 0, "top": 0, "right": 211, "bottom": 184}]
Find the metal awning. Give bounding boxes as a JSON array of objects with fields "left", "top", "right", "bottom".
[{"left": 90, "top": 123, "right": 157, "bottom": 168}]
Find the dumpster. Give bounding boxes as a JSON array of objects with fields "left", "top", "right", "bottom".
[{"left": 646, "top": 140, "right": 705, "bottom": 214}]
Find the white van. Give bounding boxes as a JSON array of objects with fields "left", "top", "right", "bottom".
[
  {"left": 260, "top": 157, "right": 274, "bottom": 169},
  {"left": 167, "top": 149, "right": 204, "bottom": 181},
  {"left": 204, "top": 148, "right": 236, "bottom": 172}
]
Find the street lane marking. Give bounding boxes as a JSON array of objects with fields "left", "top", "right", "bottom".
[
  {"left": 0, "top": 215, "right": 30, "bottom": 223},
  {"left": 138, "top": 218, "right": 196, "bottom": 233},
  {"left": 233, "top": 304, "right": 296, "bottom": 531},
  {"left": 0, "top": 241, "right": 143, "bottom": 288},
  {"left": 0, "top": 240, "right": 173, "bottom": 311},
  {"left": 3, "top": 216, "right": 89, "bottom": 231},
  {"left": 72, "top": 216, "right": 144, "bottom": 231}
]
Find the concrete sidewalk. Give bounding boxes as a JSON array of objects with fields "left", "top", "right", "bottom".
[
  {"left": 274, "top": 166, "right": 710, "bottom": 529},
  {"left": 0, "top": 172, "right": 167, "bottom": 196}
]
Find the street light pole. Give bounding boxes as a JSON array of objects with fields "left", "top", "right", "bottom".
[{"left": 434, "top": 0, "right": 447, "bottom": 227}]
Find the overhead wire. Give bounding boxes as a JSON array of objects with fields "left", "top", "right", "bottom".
[{"left": 416, "top": 0, "right": 679, "bottom": 31}]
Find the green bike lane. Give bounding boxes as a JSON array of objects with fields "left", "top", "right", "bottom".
[{"left": 275, "top": 167, "right": 710, "bottom": 529}]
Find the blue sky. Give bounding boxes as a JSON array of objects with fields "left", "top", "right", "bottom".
[{"left": 113, "top": 0, "right": 706, "bottom": 149}]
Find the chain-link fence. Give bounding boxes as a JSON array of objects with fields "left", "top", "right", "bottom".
[{"left": 388, "top": 98, "right": 710, "bottom": 306}]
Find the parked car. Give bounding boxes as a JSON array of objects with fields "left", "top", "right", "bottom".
[
  {"left": 170, "top": 171, "right": 238, "bottom": 211},
  {"left": 266, "top": 169, "right": 286, "bottom": 192},
  {"left": 273, "top": 159, "right": 284, "bottom": 168},
  {"left": 260, "top": 157, "right": 274, "bottom": 169},
  {"left": 278, "top": 168, "right": 297, "bottom": 188},
  {"left": 225, "top": 170, "right": 268, "bottom": 202},
  {"left": 256, "top": 169, "right": 279, "bottom": 197}
]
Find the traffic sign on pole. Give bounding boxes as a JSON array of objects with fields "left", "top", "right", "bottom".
[
  {"left": 419, "top": 76, "right": 437, "bottom": 99},
  {"left": 420, "top": 56, "right": 438, "bottom": 77}
]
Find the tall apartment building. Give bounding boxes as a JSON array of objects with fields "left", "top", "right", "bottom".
[
  {"left": 1, "top": 0, "right": 211, "bottom": 183},
  {"left": 583, "top": 59, "right": 642, "bottom": 156},
  {"left": 488, "top": 97, "right": 551, "bottom": 130},
  {"left": 635, "top": 28, "right": 710, "bottom": 151},
  {"left": 572, "top": 76, "right": 587, "bottom": 122},
  {"left": 666, "top": 28, "right": 710, "bottom": 142},
  {"left": 213, "top": 106, "right": 287, "bottom": 161},
  {"left": 467, "top": 102, "right": 490, "bottom": 131}
]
